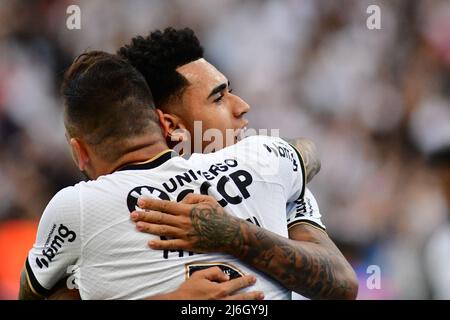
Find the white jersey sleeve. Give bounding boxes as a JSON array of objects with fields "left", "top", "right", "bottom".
[
  {"left": 220, "top": 135, "right": 306, "bottom": 202},
  {"left": 286, "top": 188, "right": 326, "bottom": 231},
  {"left": 26, "top": 186, "right": 81, "bottom": 296}
]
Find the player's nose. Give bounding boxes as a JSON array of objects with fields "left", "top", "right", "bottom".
[{"left": 232, "top": 95, "right": 250, "bottom": 119}]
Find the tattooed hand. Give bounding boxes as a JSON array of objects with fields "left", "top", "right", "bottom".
[{"left": 131, "top": 193, "right": 246, "bottom": 253}]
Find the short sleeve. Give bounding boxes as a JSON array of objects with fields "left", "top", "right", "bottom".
[
  {"left": 286, "top": 188, "right": 326, "bottom": 231},
  {"left": 26, "top": 186, "right": 81, "bottom": 296}
]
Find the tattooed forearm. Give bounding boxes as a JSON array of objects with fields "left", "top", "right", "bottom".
[
  {"left": 285, "top": 138, "right": 321, "bottom": 183},
  {"left": 234, "top": 222, "right": 357, "bottom": 299},
  {"left": 189, "top": 204, "right": 243, "bottom": 251},
  {"left": 187, "top": 203, "right": 358, "bottom": 299}
]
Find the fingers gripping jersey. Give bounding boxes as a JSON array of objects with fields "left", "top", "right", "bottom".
[{"left": 27, "top": 135, "right": 325, "bottom": 299}]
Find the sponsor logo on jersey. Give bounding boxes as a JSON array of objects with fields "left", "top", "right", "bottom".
[
  {"left": 35, "top": 224, "right": 76, "bottom": 269},
  {"left": 126, "top": 159, "right": 254, "bottom": 212},
  {"left": 263, "top": 141, "right": 299, "bottom": 172},
  {"left": 44, "top": 224, "right": 57, "bottom": 247}
]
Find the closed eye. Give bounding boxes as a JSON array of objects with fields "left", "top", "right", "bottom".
[
  {"left": 208, "top": 81, "right": 232, "bottom": 103},
  {"left": 213, "top": 88, "right": 233, "bottom": 103},
  {"left": 213, "top": 94, "right": 224, "bottom": 103}
]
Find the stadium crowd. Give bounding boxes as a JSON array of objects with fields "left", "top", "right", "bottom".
[{"left": 0, "top": 0, "right": 449, "bottom": 299}]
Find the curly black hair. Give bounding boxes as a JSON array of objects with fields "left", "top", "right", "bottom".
[{"left": 118, "top": 27, "right": 204, "bottom": 109}]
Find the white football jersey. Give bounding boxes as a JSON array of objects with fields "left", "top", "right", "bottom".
[{"left": 26, "top": 135, "right": 325, "bottom": 299}]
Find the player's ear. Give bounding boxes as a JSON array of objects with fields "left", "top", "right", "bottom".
[
  {"left": 69, "top": 138, "right": 90, "bottom": 172},
  {"left": 156, "top": 109, "right": 188, "bottom": 143}
]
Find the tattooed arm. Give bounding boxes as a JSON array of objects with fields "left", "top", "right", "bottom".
[
  {"left": 239, "top": 221, "right": 358, "bottom": 299},
  {"left": 284, "top": 138, "right": 321, "bottom": 183},
  {"left": 134, "top": 195, "right": 359, "bottom": 300}
]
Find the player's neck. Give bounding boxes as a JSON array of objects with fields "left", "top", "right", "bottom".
[
  {"left": 93, "top": 139, "right": 171, "bottom": 179},
  {"left": 112, "top": 142, "right": 170, "bottom": 173}
]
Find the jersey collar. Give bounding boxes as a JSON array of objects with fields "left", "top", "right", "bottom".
[{"left": 117, "top": 149, "right": 178, "bottom": 171}]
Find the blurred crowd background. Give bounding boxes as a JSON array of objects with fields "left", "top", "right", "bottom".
[{"left": 0, "top": 0, "right": 449, "bottom": 299}]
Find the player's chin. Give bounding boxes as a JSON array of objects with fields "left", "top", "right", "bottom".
[
  {"left": 225, "top": 134, "right": 239, "bottom": 147},
  {"left": 234, "top": 126, "right": 247, "bottom": 143}
]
